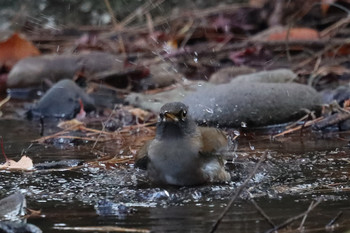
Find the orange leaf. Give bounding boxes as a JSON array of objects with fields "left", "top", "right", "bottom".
[
  {"left": 321, "top": 0, "right": 336, "bottom": 15},
  {"left": 0, "top": 33, "right": 40, "bottom": 66},
  {"left": 268, "top": 27, "right": 319, "bottom": 41},
  {"left": 327, "top": 44, "right": 350, "bottom": 56}
]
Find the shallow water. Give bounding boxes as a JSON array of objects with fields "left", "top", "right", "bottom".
[{"left": 0, "top": 119, "right": 350, "bottom": 232}]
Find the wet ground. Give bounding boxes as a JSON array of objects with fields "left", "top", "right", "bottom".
[{"left": 1, "top": 118, "right": 350, "bottom": 232}]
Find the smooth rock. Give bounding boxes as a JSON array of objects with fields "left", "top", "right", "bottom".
[
  {"left": 126, "top": 81, "right": 210, "bottom": 113},
  {"left": 7, "top": 52, "right": 123, "bottom": 88},
  {"left": 127, "top": 69, "right": 321, "bottom": 127},
  {"left": 183, "top": 82, "right": 321, "bottom": 127},
  {"left": 140, "top": 62, "right": 182, "bottom": 90},
  {"left": 231, "top": 68, "right": 297, "bottom": 83},
  {"left": 27, "top": 79, "right": 95, "bottom": 119},
  {"left": 209, "top": 66, "right": 256, "bottom": 84}
]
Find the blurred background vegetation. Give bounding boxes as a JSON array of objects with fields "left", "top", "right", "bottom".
[{"left": 0, "top": 0, "right": 246, "bottom": 30}]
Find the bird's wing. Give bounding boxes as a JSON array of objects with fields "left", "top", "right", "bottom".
[
  {"left": 198, "top": 127, "right": 228, "bottom": 154},
  {"left": 134, "top": 140, "right": 152, "bottom": 170}
]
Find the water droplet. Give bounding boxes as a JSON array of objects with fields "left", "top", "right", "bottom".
[
  {"left": 249, "top": 142, "right": 255, "bottom": 150},
  {"left": 54, "top": 223, "right": 66, "bottom": 227},
  {"left": 164, "top": 190, "right": 170, "bottom": 197},
  {"left": 205, "top": 108, "right": 214, "bottom": 114}
]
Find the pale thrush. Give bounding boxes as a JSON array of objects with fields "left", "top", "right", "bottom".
[{"left": 135, "top": 102, "right": 231, "bottom": 186}]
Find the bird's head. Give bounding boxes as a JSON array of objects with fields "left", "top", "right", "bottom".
[{"left": 156, "top": 102, "right": 196, "bottom": 139}]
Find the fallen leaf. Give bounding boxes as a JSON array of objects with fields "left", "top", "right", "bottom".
[
  {"left": 321, "top": 0, "right": 336, "bottom": 15},
  {"left": 0, "top": 156, "right": 34, "bottom": 170},
  {"left": 327, "top": 44, "right": 350, "bottom": 56},
  {"left": 25, "top": 208, "right": 42, "bottom": 218},
  {"left": 268, "top": 27, "right": 319, "bottom": 41},
  {"left": 314, "top": 65, "right": 350, "bottom": 77},
  {"left": 128, "top": 108, "right": 152, "bottom": 121},
  {"left": 57, "top": 119, "right": 84, "bottom": 130},
  {"left": 0, "top": 33, "right": 40, "bottom": 66},
  {"left": 343, "top": 99, "right": 350, "bottom": 108}
]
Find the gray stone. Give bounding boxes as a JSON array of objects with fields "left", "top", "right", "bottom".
[
  {"left": 126, "top": 81, "right": 210, "bottom": 113},
  {"left": 27, "top": 79, "right": 95, "bottom": 119},
  {"left": 183, "top": 82, "right": 321, "bottom": 127},
  {"left": 140, "top": 62, "right": 182, "bottom": 90},
  {"left": 127, "top": 69, "right": 321, "bottom": 127},
  {"left": 209, "top": 66, "right": 256, "bottom": 84},
  {"left": 7, "top": 52, "right": 123, "bottom": 88},
  {"left": 231, "top": 68, "right": 297, "bottom": 83}
]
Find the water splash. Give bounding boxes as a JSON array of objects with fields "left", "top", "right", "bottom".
[{"left": 241, "top": 122, "right": 247, "bottom": 128}]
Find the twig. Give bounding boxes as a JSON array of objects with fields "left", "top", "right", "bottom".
[
  {"left": 0, "top": 136, "right": 9, "bottom": 162},
  {"left": 103, "top": 0, "right": 126, "bottom": 54},
  {"left": 145, "top": 12, "right": 154, "bottom": 36},
  {"left": 53, "top": 225, "right": 150, "bottom": 233},
  {"left": 250, "top": 198, "right": 276, "bottom": 228},
  {"left": 179, "top": 20, "right": 196, "bottom": 49},
  {"left": 273, "top": 117, "right": 323, "bottom": 138},
  {"left": 92, "top": 104, "right": 118, "bottom": 150},
  {"left": 294, "top": 38, "right": 350, "bottom": 69},
  {"left": 119, "top": 0, "right": 165, "bottom": 28},
  {"left": 320, "top": 14, "right": 350, "bottom": 38},
  {"left": 285, "top": 22, "right": 292, "bottom": 62},
  {"left": 285, "top": 112, "right": 313, "bottom": 130},
  {"left": 298, "top": 200, "right": 314, "bottom": 231},
  {"left": 209, "top": 152, "right": 267, "bottom": 233},
  {"left": 313, "top": 111, "right": 350, "bottom": 130},
  {"left": 265, "top": 198, "right": 323, "bottom": 233},
  {"left": 0, "top": 95, "right": 11, "bottom": 109},
  {"left": 325, "top": 211, "right": 343, "bottom": 228},
  {"left": 101, "top": 2, "right": 245, "bottom": 38},
  {"left": 104, "top": 0, "right": 118, "bottom": 27}
]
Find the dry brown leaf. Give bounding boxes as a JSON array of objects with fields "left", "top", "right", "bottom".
[
  {"left": 0, "top": 96, "right": 10, "bottom": 117},
  {"left": 343, "top": 99, "right": 350, "bottom": 108},
  {"left": 314, "top": 65, "right": 350, "bottom": 77},
  {"left": 58, "top": 119, "right": 85, "bottom": 130},
  {"left": 0, "top": 155, "right": 33, "bottom": 170},
  {"left": 128, "top": 108, "right": 152, "bottom": 121},
  {"left": 0, "top": 33, "right": 40, "bottom": 66},
  {"left": 268, "top": 27, "right": 319, "bottom": 41},
  {"left": 25, "top": 208, "right": 42, "bottom": 218}
]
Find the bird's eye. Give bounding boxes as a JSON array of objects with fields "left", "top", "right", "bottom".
[{"left": 181, "top": 110, "right": 187, "bottom": 119}]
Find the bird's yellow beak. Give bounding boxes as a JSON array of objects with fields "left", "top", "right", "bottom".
[{"left": 163, "top": 112, "right": 179, "bottom": 122}]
